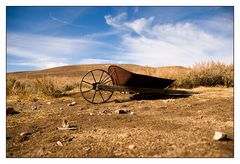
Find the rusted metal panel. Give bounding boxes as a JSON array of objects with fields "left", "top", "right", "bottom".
[{"left": 108, "top": 65, "right": 175, "bottom": 89}]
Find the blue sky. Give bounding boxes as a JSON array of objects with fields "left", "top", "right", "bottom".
[{"left": 7, "top": 6, "right": 233, "bottom": 72}]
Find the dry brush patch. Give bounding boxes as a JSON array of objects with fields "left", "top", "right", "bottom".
[
  {"left": 7, "top": 62, "right": 233, "bottom": 101},
  {"left": 143, "top": 61, "right": 233, "bottom": 89}
]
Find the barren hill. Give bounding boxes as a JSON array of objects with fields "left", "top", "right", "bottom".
[{"left": 7, "top": 64, "right": 190, "bottom": 79}]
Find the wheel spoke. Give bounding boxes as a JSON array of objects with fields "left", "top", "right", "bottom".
[
  {"left": 82, "top": 88, "right": 93, "bottom": 93},
  {"left": 82, "top": 80, "right": 92, "bottom": 86},
  {"left": 91, "top": 71, "right": 96, "bottom": 83},
  {"left": 101, "top": 75, "right": 111, "bottom": 83},
  {"left": 98, "top": 90, "right": 105, "bottom": 101},
  {"left": 101, "top": 73, "right": 109, "bottom": 83},
  {"left": 99, "top": 71, "right": 104, "bottom": 82},
  {"left": 92, "top": 90, "right": 97, "bottom": 103},
  {"left": 103, "top": 79, "right": 113, "bottom": 85}
]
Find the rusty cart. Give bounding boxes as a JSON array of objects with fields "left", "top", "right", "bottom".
[{"left": 80, "top": 65, "right": 197, "bottom": 104}]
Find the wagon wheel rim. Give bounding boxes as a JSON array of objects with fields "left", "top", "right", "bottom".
[{"left": 80, "top": 69, "right": 114, "bottom": 104}]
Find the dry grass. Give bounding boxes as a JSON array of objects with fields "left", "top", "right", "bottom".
[
  {"left": 172, "top": 61, "right": 233, "bottom": 88},
  {"left": 143, "top": 61, "right": 233, "bottom": 89},
  {"left": 7, "top": 77, "right": 79, "bottom": 99},
  {"left": 7, "top": 62, "right": 233, "bottom": 100}
]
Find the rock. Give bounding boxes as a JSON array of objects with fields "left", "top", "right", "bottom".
[
  {"left": 19, "top": 132, "right": 31, "bottom": 142},
  {"left": 31, "top": 105, "right": 37, "bottom": 110},
  {"left": 101, "top": 109, "right": 112, "bottom": 115},
  {"left": 67, "top": 101, "right": 77, "bottom": 106},
  {"left": 118, "top": 133, "right": 130, "bottom": 138},
  {"left": 20, "top": 132, "right": 31, "bottom": 137},
  {"left": 62, "top": 119, "right": 70, "bottom": 128},
  {"left": 6, "top": 107, "right": 19, "bottom": 115},
  {"left": 47, "top": 102, "right": 52, "bottom": 105},
  {"left": 130, "top": 112, "right": 135, "bottom": 115},
  {"left": 57, "top": 141, "right": 63, "bottom": 146},
  {"left": 213, "top": 131, "right": 228, "bottom": 141},
  {"left": 89, "top": 113, "right": 94, "bottom": 116},
  {"left": 115, "top": 109, "right": 131, "bottom": 114},
  {"left": 128, "top": 144, "right": 136, "bottom": 149},
  {"left": 59, "top": 107, "right": 63, "bottom": 110}
]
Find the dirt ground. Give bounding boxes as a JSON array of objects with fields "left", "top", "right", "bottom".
[{"left": 6, "top": 87, "right": 233, "bottom": 158}]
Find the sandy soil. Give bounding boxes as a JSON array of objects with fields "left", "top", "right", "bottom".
[{"left": 6, "top": 87, "right": 233, "bottom": 158}]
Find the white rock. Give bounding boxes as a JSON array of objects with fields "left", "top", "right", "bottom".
[
  {"left": 31, "top": 105, "right": 37, "bottom": 110},
  {"left": 62, "top": 119, "right": 70, "bottom": 128},
  {"left": 20, "top": 132, "right": 31, "bottom": 137},
  {"left": 71, "top": 101, "right": 77, "bottom": 105},
  {"left": 67, "top": 101, "right": 77, "bottom": 106},
  {"left": 128, "top": 144, "right": 136, "bottom": 149},
  {"left": 130, "top": 112, "right": 135, "bottom": 115},
  {"left": 57, "top": 141, "right": 63, "bottom": 146},
  {"left": 47, "top": 102, "right": 52, "bottom": 105},
  {"left": 213, "top": 131, "right": 227, "bottom": 141},
  {"left": 89, "top": 113, "right": 94, "bottom": 116}
]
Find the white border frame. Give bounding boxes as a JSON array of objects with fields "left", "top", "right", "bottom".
[{"left": 1, "top": 0, "right": 239, "bottom": 163}]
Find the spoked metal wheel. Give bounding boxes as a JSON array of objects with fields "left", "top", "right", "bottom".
[{"left": 80, "top": 69, "right": 114, "bottom": 104}]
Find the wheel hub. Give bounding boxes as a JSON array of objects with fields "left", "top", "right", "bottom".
[{"left": 92, "top": 82, "right": 100, "bottom": 91}]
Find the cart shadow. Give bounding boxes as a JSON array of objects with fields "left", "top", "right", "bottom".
[{"left": 113, "top": 93, "right": 191, "bottom": 103}]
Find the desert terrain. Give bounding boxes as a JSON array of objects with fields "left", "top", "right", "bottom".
[{"left": 6, "top": 64, "right": 233, "bottom": 158}]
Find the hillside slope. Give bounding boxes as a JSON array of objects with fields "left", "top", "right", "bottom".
[{"left": 7, "top": 64, "right": 190, "bottom": 79}]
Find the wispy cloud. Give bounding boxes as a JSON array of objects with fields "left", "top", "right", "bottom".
[
  {"left": 7, "top": 32, "right": 114, "bottom": 69},
  {"left": 49, "top": 12, "right": 87, "bottom": 28},
  {"left": 124, "top": 16, "right": 154, "bottom": 35},
  {"left": 105, "top": 12, "right": 233, "bottom": 66},
  {"left": 104, "top": 12, "right": 128, "bottom": 30}
]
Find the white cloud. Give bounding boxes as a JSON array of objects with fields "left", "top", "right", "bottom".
[
  {"left": 124, "top": 17, "right": 154, "bottom": 34},
  {"left": 104, "top": 12, "right": 127, "bottom": 29},
  {"left": 104, "top": 13, "right": 233, "bottom": 67},
  {"left": 7, "top": 32, "right": 110, "bottom": 69}
]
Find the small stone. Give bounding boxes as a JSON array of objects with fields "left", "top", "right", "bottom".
[
  {"left": 6, "top": 107, "right": 19, "bottom": 115},
  {"left": 116, "top": 109, "right": 131, "bottom": 114},
  {"left": 57, "top": 141, "right": 63, "bottom": 146},
  {"left": 89, "top": 113, "right": 94, "bottom": 116},
  {"left": 102, "top": 109, "right": 112, "bottom": 115},
  {"left": 20, "top": 132, "right": 31, "bottom": 137},
  {"left": 62, "top": 119, "right": 70, "bottom": 128},
  {"left": 59, "top": 107, "right": 63, "bottom": 110},
  {"left": 213, "top": 131, "right": 228, "bottom": 141},
  {"left": 47, "top": 102, "right": 52, "bottom": 105},
  {"left": 19, "top": 132, "right": 31, "bottom": 142},
  {"left": 67, "top": 101, "right": 77, "bottom": 106},
  {"left": 128, "top": 144, "right": 136, "bottom": 149},
  {"left": 130, "top": 112, "right": 135, "bottom": 115},
  {"left": 118, "top": 133, "right": 130, "bottom": 138},
  {"left": 31, "top": 105, "right": 37, "bottom": 110}
]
